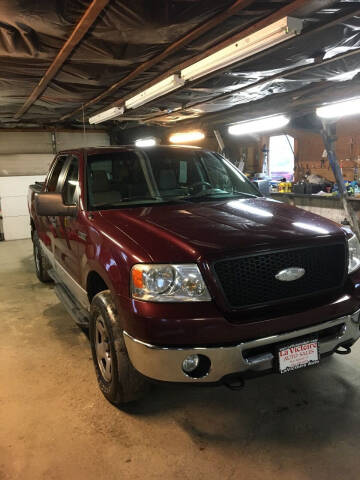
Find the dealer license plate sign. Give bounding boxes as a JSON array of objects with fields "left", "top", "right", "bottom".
[{"left": 278, "top": 339, "right": 319, "bottom": 374}]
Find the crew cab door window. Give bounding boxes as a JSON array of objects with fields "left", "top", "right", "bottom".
[
  {"left": 46, "top": 156, "right": 67, "bottom": 192},
  {"left": 62, "top": 157, "right": 79, "bottom": 205}
]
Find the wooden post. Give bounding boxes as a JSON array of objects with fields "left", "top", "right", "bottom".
[{"left": 321, "top": 122, "right": 360, "bottom": 237}]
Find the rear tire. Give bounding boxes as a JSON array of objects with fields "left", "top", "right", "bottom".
[
  {"left": 89, "top": 290, "right": 149, "bottom": 407},
  {"left": 33, "top": 231, "right": 52, "bottom": 283}
]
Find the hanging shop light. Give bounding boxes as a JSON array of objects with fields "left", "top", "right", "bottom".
[
  {"left": 169, "top": 130, "right": 205, "bottom": 144},
  {"left": 181, "top": 17, "right": 303, "bottom": 82},
  {"left": 89, "top": 106, "right": 125, "bottom": 124},
  {"left": 316, "top": 97, "right": 360, "bottom": 119},
  {"left": 90, "top": 17, "right": 302, "bottom": 123},
  {"left": 135, "top": 138, "right": 157, "bottom": 147},
  {"left": 228, "top": 114, "right": 289, "bottom": 135},
  {"left": 125, "top": 75, "right": 184, "bottom": 110}
]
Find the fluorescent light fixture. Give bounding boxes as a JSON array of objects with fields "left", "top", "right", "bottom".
[
  {"left": 228, "top": 115, "right": 289, "bottom": 136},
  {"left": 316, "top": 97, "right": 360, "bottom": 119},
  {"left": 181, "top": 17, "right": 303, "bottom": 82},
  {"left": 89, "top": 106, "right": 124, "bottom": 124},
  {"left": 169, "top": 130, "right": 205, "bottom": 144},
  {"left": 125, "top": 74, "right": 184, "bottom": 110},
  {"left": 135, "top": 138, "right": 157, "bottom": 147}
]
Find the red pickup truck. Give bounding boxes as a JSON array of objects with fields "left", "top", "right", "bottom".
[{"left": 28, "top": 146, "right": 360, "bottom": 407}]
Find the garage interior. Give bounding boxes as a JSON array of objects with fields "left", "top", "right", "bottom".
[{"left": 2, "top": 0, "right": 360, "bottom": 478}]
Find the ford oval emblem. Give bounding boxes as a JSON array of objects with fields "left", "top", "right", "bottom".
[{"left": 275, "top": 267, "right": 305, "bottom": 282}]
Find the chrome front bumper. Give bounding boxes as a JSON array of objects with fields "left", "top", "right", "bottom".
[{"left": 124, "top": 310, "right": 360, "bottom": 383}]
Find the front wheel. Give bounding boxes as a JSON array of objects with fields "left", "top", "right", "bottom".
[{"left": 89, "top": 290, "right": 149, "bottom": 407}]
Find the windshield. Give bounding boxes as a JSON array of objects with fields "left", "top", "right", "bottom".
[{"left": 86, "top": 148, "right": 260, "bottom": 210}]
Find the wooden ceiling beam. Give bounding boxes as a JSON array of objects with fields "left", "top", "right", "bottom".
[{"left": 14, "top": 0, "right": 110, "bottom": 120}]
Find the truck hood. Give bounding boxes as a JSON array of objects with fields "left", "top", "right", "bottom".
[{"left": 99, "top": 197, "right": 345, "bottom": 262}]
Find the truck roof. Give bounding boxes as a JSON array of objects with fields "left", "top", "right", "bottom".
[{"left": 57, "top": 144, "right": 205, "bottom": 156}]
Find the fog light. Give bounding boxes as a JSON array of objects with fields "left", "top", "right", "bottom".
[
  {"left": 182, "top": 354, "right": 200, "bottom": 373},
  {"left": 181, "top": 354, "right": 211, "bottom": 378}
]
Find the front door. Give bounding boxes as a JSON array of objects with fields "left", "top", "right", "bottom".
[
  {"left": 53, "top": 155, "right": 82, "bottom": 286},
  {"left": 38, "top": 154, "right": 68, "bottom": 257}
]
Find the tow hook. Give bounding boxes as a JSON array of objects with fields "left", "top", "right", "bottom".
[
  {"left": 223, "top": 376, "right": 245, "bottom": 391},
  {"left": 335, "top": 345, "right": 352, "bottom": 355}
]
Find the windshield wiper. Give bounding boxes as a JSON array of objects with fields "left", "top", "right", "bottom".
[
  {"left": 183, "top": 190, "right": 258, "bottom": 201},
  {"left": 121, "top": 195, "right": 163, "bottom": 202},
  {"left": 93, "top": 192, "right": 259, "bottom": 209},
  {"left": 92, "top": 196, "right": 183, "bottom": 209},
  {"left": 232, "top": 191, "right": 258, "bottom": 198}
]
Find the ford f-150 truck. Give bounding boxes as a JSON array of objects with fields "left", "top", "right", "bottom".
[{"left": 28, "top": 145, "right": 360, "bottom": 407}]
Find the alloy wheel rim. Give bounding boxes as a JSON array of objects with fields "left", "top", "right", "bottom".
[{"left": 95, "top": 315, "right": 112, "bottom": 382}]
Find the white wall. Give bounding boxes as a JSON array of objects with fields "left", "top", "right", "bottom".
[
  {"left": 56, "top": 131, "right": 108, "bottom": 151},
  {"left": 0, "top": 132, "right": 53, "bottom": 154},
  {"left": 0, "top": 175, "right": 45, "bottom": 240},
  {"left": 0, "top": 130, "right": 109, "bottom": 176},
  {"left": 0, "top": 154, "right": 54, "bottom": 177},
  {"left": 0, "top": 129, "right": 109, "bottom": 240}
]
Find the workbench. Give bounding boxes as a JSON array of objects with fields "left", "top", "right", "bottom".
[{"left": 271, "top": 192, "right": 360, "bottom": 224}]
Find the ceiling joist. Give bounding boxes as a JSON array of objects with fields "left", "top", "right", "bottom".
[{"left": 14, "top": 0, "right": 110, "bottom": 120}]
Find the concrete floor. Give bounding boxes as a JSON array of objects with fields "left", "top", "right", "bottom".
[{"left": 1, "top": 240, "right": 360, "bottom": 480}]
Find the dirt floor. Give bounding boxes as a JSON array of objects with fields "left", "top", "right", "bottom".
[{"left": 1, "top": 239, "right": 360, "bottom": 480}]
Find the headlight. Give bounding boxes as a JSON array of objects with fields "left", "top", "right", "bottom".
[
  {"left": 131, "top": 264, "right": 211, "bottom": 302},
  {"left": 348, "top": 234, "right": 360, "bottom": 274}
]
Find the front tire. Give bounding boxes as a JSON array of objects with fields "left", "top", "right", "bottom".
[
  {"left": 89, "top": 290, "right": 149, "bottom": 407},
  {"left": 33, "top": 231, "right": 52, "bottom": 283}
]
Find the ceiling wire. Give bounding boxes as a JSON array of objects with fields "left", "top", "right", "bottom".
[{"left": 82, "top": 103, "right": 87, "bottom": 147}]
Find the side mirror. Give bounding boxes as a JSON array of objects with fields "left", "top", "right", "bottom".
[{"left": 35, "top": 192, "right": 77, "bottom": 217}]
